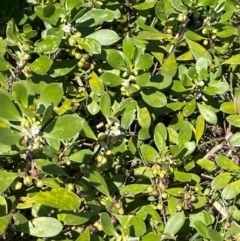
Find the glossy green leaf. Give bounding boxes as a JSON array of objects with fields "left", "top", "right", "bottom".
[
  {"left": 0, "top": 215, "right": 11, "bottom": 235},
  {"left": 137, "top": 105, "right": 151, "bottom": 128},
  {"left": 76, "top": 227, "right": 90, "bottom": 241},
  {"left": 99, "top": 212, "right": 116, "bottom": 236},
  {"left": 0, "top": 57, "right": 12, "bottom": 71},
  {"left": 221, "top": 180, "right": 240, "bottom": 200},
  {"left": 140, "top": 144, "right": 160, "bottom": 163},
  {"left": 34, "top": 35, "right": 61, "bottom": 54},
  {"left": 123, "top": 36, "right": 135, "bottom": 62},
  {"left": 186, "top": 39, "right": 212, "bottom": 64},
  {"left": 79, "top": 38, "right": 101, "bottom": 55},
  {"left": 86, "top": 29, "right": 120, "bottom": 46},
  {"left": 135, "top": 53, "right": 153, "bottom": 70},
  {"left": 106, "top": 50, "right": 127, "bottom": 71},
  {"left": 229, "top": 133, "right": 240, "bottom": 147},
  {"left": 12, "top": 83, "right": 28, "bottom": 107},
  {"left": 183, "top": 99, "right": 196, "bottom": 117},
  {"left": 16, "top": 217, "right": 63, "bottom": 238},
  {"left": 39, "top": 83, "right": 63, "bottom": 108},
  {"left": 89, "top": 72, "right": 104, "bottom": 96},
  {"left": 164, "top": 212, "right": 185, "bottom": 235},
  {"left": 141, "top": 90, "right": 167, "bottom": 108},
  {"left": 161, "top": 53, "right": 177, "bottom": 78},
  {"left": 69, "top": 149, "right": 93, "bottom": 163},
  {"left": 44, "top": 115, "right": 84, "bottom": 139},
  {"left": 32, "top": 187, "right": 80, "bottom": 210},
  {"left": 81, "top": 120, "right": 97, "bottom": 140},
  {"left": 30, "top": 55, "right": 52, "bottom": 75},
  {"left": 81, "top": 165, "right": 110, "bottom": 198},
  {"left": 204, "top": 82, "right": 229, "bottom": 95},
  {"left": 0, "top": 127, "right": 22, "bottom": 145},
  {"left": 195, "top": 115, "right": 205, "bottom": 145},
  {"left": 142, "top": 233, "right": 161, "bottom": 241},
  {"left": 223, "top": 54, "right": 240, "bottom": 65},
  {"left": 197, "top": 159, "right": 216, "bottom": 172},
  {"left": 41, "top": 104, "right": 54, "bottom": 129},
  {"left": 138, "top": 31, "right": 173, "bottom": 40},
  {"left": 194, "top": 220, "right": 208, "bottom": 238},
  {"left": 226, "top": 115, "right": 240, "bottom": 127},
  {"left": 197, "top": 103, "right": 217, "bottom": 124},
  {"left": 220, "top": 102, "right": 236, "bottom": 114},
  {"left": 0, "top": 92, "right": 21, "bottom": 120},
  {"left": 49, "top": 59, "right": 78, "bottom": 77},
  {"left": 211, "top": 172, "right": 232, "bottom": 191},
  {"left": 0, "top": 170, "right": 19, "bottom": 192},
  {"left": 119, "top": 184, "right": 150, "bottom": 195},
  {"left": 133, "top": 1, "right": 156, "bottom": 10},
  {"left": 154, "top": 131, "right": 166, "bottom": 154},
  {"left": 178, "top": 121, "right": 192, "bottom": 146},
  {"left": 121, "top": 108, "right": 136, "bottom": 129},
  {"left": 235, "top": 90, "right": 240, "bottom": 114},
  {"left": 100, "top": 72, "right": 124, "bottom": 87},
  {"left": 100, "top": 92, "right": 111, "bottom": 118},
  {"left": 129, "top": 216, "right": 146, "bottom": 237},
  {"left": 215, "top": 155, "right": 240, "bottom": 171}
]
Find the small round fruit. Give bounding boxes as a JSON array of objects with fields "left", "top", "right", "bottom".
[
  {"left": 176, "top": 204, "right": 182, "bottom": 212},
  {"left": 184, "top": 193, "right": 191, "bottom": 200},
  {"left": 111, "top": 216, "right": 117, "bottom": 225},
  {"left": 24, "top": 176, "right": 32, "bottom": 186},
  {"left": 203, "top": 39, "right": 208, "bottom": 45},
  {"left": 105, "top": 150, "right": 112, "bottom": 156},
  {"left": 67, "top": 183, "right": 74, "bottom": 191},
  {"left": 75, "top": 32, "right": 82, "bottom": 38},
  {"left": 202, "top": 28, "right": 208, "bottom": 35},
  {"left": 77, "top": 61, "right": 84, "bottom": 68},
  {"left": 68, "top": 37, "right": 76, "bottom": 46},
  {"left": 84, "top": 61, "right": 91, "bottom": 68},
  {"left": 100, "top": 156, "right": 107, "bottom": 165},
  {"left": 212, "top": 28, "right": 217, "bottom": 34},
  {"left": 152, "top": 190, "right": 159, "bottom": 197},
  {"left": 187, "top": 202, "right": 194, "bottom": 210},
  {"left": 158, "top": 171, "right": 165, "bottom": 178},
  {"left": 23, "top": 54, "right": 30, "bottom": 61},
  {"left": 157, "top": 203, "right": 163, "bottom": 210},
  {"left": 97, "top": 132, "right": 106, "bottom": 141},
  {"left": 77, "top": 191, "right": 84, "bottom": 198},
  {"left": 90, "top": 225, "right": 98, "bottom": 233},
  {"left": 36, "top": 180, "right": 44, "bottom": 188},
  {"left": 162, "top": 178, "right": 168, "bottom": 186},
  {"left": 211, "top": 35, "right": 217, "bottom": 40},
  {"left": 95, "top": 155, "right": 103, "bottom": 163},
  {"left": 190, "top": 195, "right": 196, "bottom": 202},
  {"left": 177, "top": 14, "right": 184, "bottom": 21},
  {"left": 166, "top": 28, "right": 172, "bottom": 34},
  {"left": 147, "top": 186, "right": 154, "bottom": 193},
  {"left": 66, "top": 160, "right": 71, "bottom": 166},
  {"left": 15, "top": 181, "right": 23, "bottom": 190},
  {"left": 161, "top": 192, "right": 168, "bottom": 199},
  {"left": 69, "top": 48, "right": 76, "bottom": 57},
  {"left": 75, "top": 52, "right": 82, "bottom": 59},
  {"left": 114, "top": 202, "right": 122, "bottom": 210},
  {"left": 31, "top": 168, "right": 39, "bottom": 177}
]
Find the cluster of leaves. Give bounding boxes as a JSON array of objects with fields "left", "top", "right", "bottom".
[{"left": 1, "top": 0, "right": 240, "bottom": 240}]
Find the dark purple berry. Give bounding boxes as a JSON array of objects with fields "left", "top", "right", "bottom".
[
  {"left": 77, "top": 191, "right": 84, "bottom": 198},
  {"left": 162, "top": 178, "right": 168, "bottom": 186},
  {"left": 111, "top": 217, "right": 117, "bottom": 225},
  {"left": 90, "top": 225, "right": 98, "bottom": 233},
  {"left": 84, "top": 61, "right": 91, "bottom": 68},
  {"left": 187, "top": 202, "right": 194, "bottom": 210}
]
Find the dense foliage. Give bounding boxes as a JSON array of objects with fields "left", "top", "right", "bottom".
[{"left": 1, "top": 0, "right": 240, "bottom": 240}]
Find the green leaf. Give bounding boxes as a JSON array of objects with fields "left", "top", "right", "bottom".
[
  {"left": 0, "top": 127, "right": 22, "bottom": 145},
  {"left": 49, "top": 59, "right": 78, "bottom": 77},
  {"left": 16, "top": 217, "right": 63, "bottom": 238},
  {"left": 0, "top": 92, "right": 21, "bottom": 120},
  {"left": 142, "top": 232, "right": 161, "bottom": 241},
  {"left": 34, "top": 35, "right": 61, "bottom": 54},
  {"left": 215, "top": 155, "right": 240, "bottom": 171},
  {"left": 30, "top": 55, "right": 53, "bottom": 75},
  {"left": 134, "top": 53, "right": 153, "bottom": 70},
  {"left": 12, "top": 83, "right": 28, "bottom": 107},
  {"left": 178, "top": 121, "right": 192, "bottom": 146},
  {"left": 154, "top": 131, "right": 166, "bottom": 154},
  {"left": 0, "top": 170, "right": 20, "bottom": 192},
  {"left": 197, "top": 159, "right": 216, "bottom": 172},
  {"left": 89, "top": 72, "right": 104, "bottom": 96},
  {"left": 81, "top": 165, "right": 110, "bottom": 198},
  {"left": 44, "top": 115, "right": 84, "bottom": 139},
  {"left": 119, "top": 184, "right": 150, "bottom": 195},
  {"left": 0, "top": 37, "right": 6, "bottom": 56},
  {"left": 41, "top": 104, "right": 54, "bottom": 129},
  {"left": 100, "top": 72, "right": 124, "bottom": 87},
  {"left": 100, "top": 92, "right": 111, "bottom": 118},
  {"left": 123, "top": 36, "right": 135, "bottom": 63},
  {"left": 226, "top": 115, "right": 240, "bottom": 127},
  {"left": 161, "top": 53, "right": 177, "bottom": 78},
  {"left": 211, "top": 172, "right": 232, "bottom": 191},
  {"left": 183, "top": 99, "right": 196, "bottom": 117},
  {"left": 229, "top": 133, "right": 240, "bottom": 147},
  {"left": 133, "top": 1, "right": 156, "bottom": 10},
  {"left": 222, "top": 180, "right": 240, "bottom": 200},
  {"left": 140, "top": 145, "right": 160, "bottom": 164},
  {"left": 129, "top": 216, "right": 146, "bottom": 237},
  {"left": 106, "top": 50, "right": 127, "bottom": 71},
  {"left": 197, "top": 103, "right": 217, "bottom": 125},
  {"left": 204, "top": 82, "right": 229, "bottom": 95},
  {"left": 186, "top": 39, "right": 212, "bottom": 64},
  {"left": 223, "top": 54, "right": 240, "bottom": 65},
  {"left": 69, "top": 149, "right": 93, "bottom": 164},
  {"left": 195, "top": 115, "right": 205, "bottom": 145},
  {"left": 141, "top": 90, "right": 167, "bottom": 108},
  {"left": 220, "top": 102, "right": 236, "bottom": 114},
  {"left": 164, "top": 212, "right": 185, "bottom": 235},
  {"left": 86, "top": 29, "right": 120, "bottom": 46},
  {"left": 76, "top": 227, "right": 90, "bottom": 241},
  {"left": 121, "top": 108, "right": 136, "bottom": 129},
  {"left": 79, "top": 38, "right": 101, "bottom": 55},
  {"left": 32, "top": 187, "right": 80, "bottom": 210},
  {"left": 137, "top": 105, "right": 151, "bottom": 128},
  {"left": 39, "top": 83, "right": 63, "bottom": 108},
  {"left": 138, "top": 31, "right": 173, "bottom": 40},
  {"left": 81, "top": 121, "right": 97, "bottom": 140},
  {"left": 0, "top": 215, "right": 11, "bottom": 235},
  {"left": 0, "top": 57, "right": 12, "bottom": 71},
  {"left": 35, "top": 159, "right": 69, "bottom": 177},
  {"left": 194, "top": 220, "right": 208, "bottom": 238},
  {"left": 207, "top": 228, "right": 224, "bottom": 241},
  {"left": 99, "top": 212, "right": 116, "bottom": 236},
  {"left": 59, "top": 211, "right": 93, "bottom": 225}
]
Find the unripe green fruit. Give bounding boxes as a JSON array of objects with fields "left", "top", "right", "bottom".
[
  {"left": 190, "top": 195, "right": 196, "bottom": 202},
  {"left": 100, "top": 156, "right": 107, "bottom": 165},
  {"left": 105, "top": 150, "right": 112, "bottom": 156},
  {"left": 75, "top": 32, "right": 82, "bottom": 38},
  {"left": 212, "top": 29, "right": 217, "bottom": 34},
  {"left": 203, "top": 39, "right": 208, "bottom": 45},
  {"left": 67, "top": 183, "right": 74, "bottom": 191},
  {"left": 177, "top": 14, "right": 184, "bottom": 21},
  {"left": 69, "top": 48, "right": 76, "bottom": 57},
  {"left": 202, "top": 28, "right": 208, "bottom": 35},
  {"left": 68, "top": 37, "right": 76, "bottom": 46},
  {"left": 97, "top": 132, "right": 106, "bottom": 141},
  {"left": 13, "top": 181, "right": 23, "bottom": 190},
  {"left": 176, "top": 204, "right": 182, "bottom": 212},
  {"left": 114, "top": 202, "right": 122, "bottom": 209},
  {"left": 77, "top": 61, "right": 84, "bottom": 68},
  {"left": 184, "top": 193, "right": 191, "bottom": 200},
  {"left": 66, "top": 160, "right": 71, "bottom": 166},
  {"left": 24, "top": 176, "right": 32, "bottom": 186},
  {"left": 75, "top": 52, "right": 82, "bottom": 59},
  {"left": 36, "top": 180, "right": 44, "bottom": 188},
  {"left": 23, "top": 54, "right": 30, "bottom": 61},
  {"left": 161, "top": 192, "right": 168, "bottom": 199},
  {"left": 95, "top": 155, "right": 103, "bottom": 163},
  {"left": 152, "top": 190, "right": 159, "bottom": 197},
  {"left": 157, "top": 203, "right": 163, "bottom": 210},
  {"left": 147, "top": 186, "right": 154, "bottom": 193},
  {"left": 158, "top": 170, "right": 165, "bottom": 178},
  {"left": 211, "top": 34, "right": 217, "bottom": 40},
  {"left": 166, "top": 28, "right": 172, "bottom": 34}
]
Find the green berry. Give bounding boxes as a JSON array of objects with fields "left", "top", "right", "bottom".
[
  {"left": 114, "top": 202, "right": 121, "bottom": 209},
  {"left": 15, "top": 181, "right": 23, "bottom": 190},
  {"left": 97, "top": 132, "right": 106, "bottom": 141},
  {"left": 67, "top": 183, "right": 74, "bottom": 191},
  {"left": 157, "top": 203, "right": 163, "bottom": 210},
  {"left": 24, "top": 176, "right": 32, "bottom": 186},
  {"left": 68, "top": 37, "right": 76, "bottom": 46},
  {"left": 203, "top": 39, "right": 208, "bottom": 45},
  {"left": 36, "top": 180, "right": 44, "bottom": 188},
  {"left": 77, "top": 61, "right": 84, "bottom": 68},
  {"left": 202, "top": 28, "right": 208, "bottom": 35},
  {"left": 75, "top": 52, "right": 82, "bottom": 59},
  {"left": 161, "top": 192, "right": 168, "bottom": 199},
  {"left": 147, "top": 186, "right": 154, "bottom": 193},
  {"left": 118, "top": 207, "right": 124, "bottom": 215},
  {"left": 176, "top": 204, "right": 182, "bottom": 212}
]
